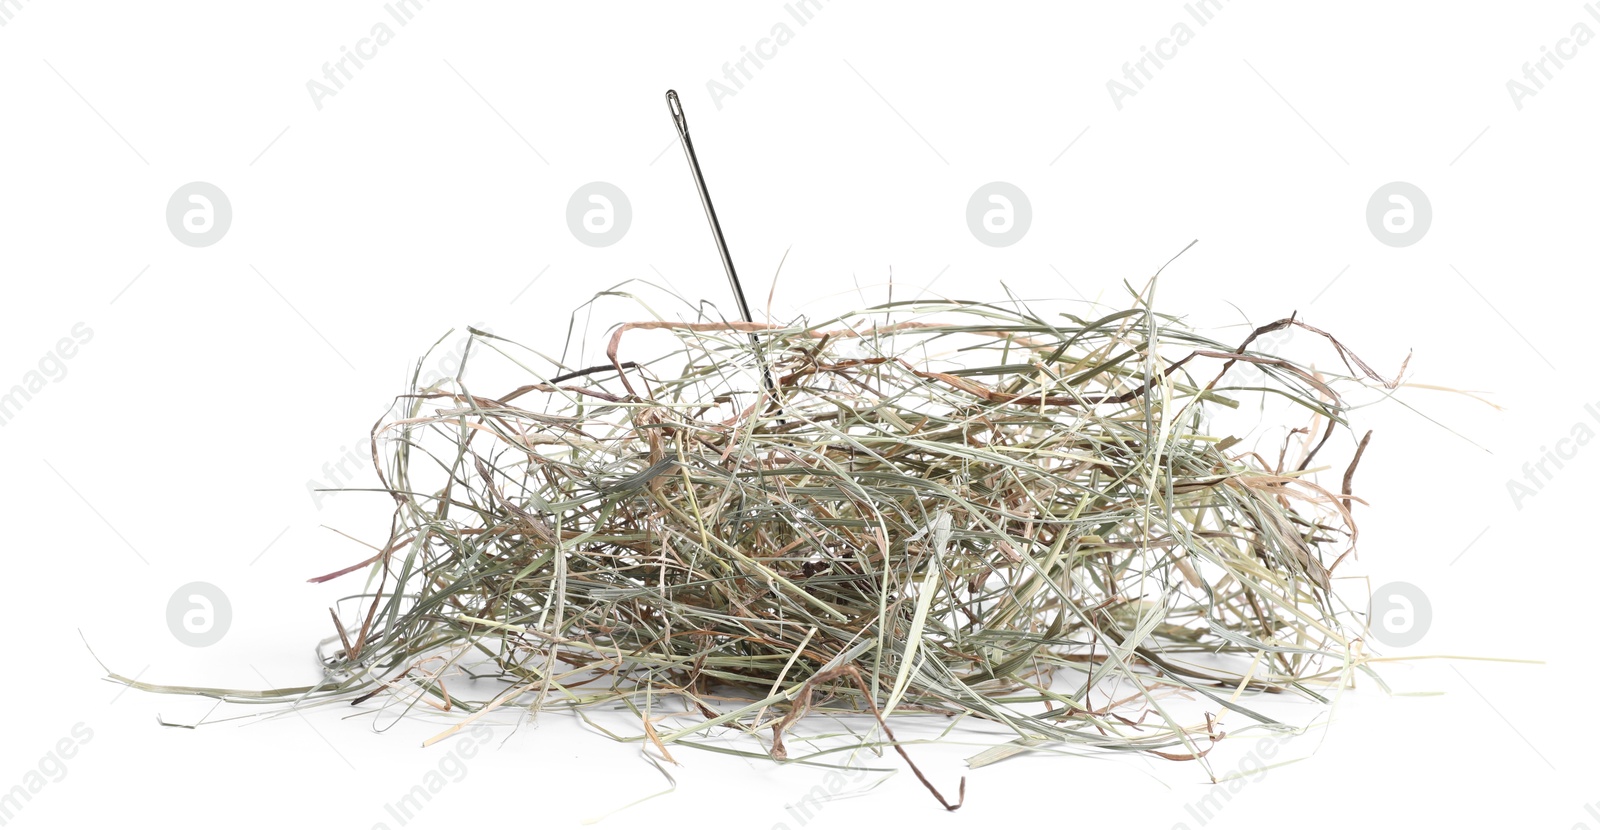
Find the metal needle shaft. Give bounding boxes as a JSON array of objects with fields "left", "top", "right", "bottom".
[{"left": 665, "top": 89, "right": 781, "bottom": 410}]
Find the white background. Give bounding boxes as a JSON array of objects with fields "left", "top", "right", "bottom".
[{"left": 2, "top": 1, "right": 1596, "bottom": 827}]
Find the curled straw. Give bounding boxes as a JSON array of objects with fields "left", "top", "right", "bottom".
[{"left": 111, "top": 279, "right": 1402, "bottom": 809}]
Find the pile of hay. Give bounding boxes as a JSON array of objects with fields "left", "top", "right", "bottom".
[{"left": 117, "top": 282, "right": 1401, "bottom": 807}]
